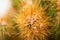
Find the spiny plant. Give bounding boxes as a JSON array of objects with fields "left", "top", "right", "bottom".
[
  {"left": 13, "top": 0, "right": 50, "bottom": 40},
  {"left": 0, "top": 0, "right": 60, "bottom": 40}
]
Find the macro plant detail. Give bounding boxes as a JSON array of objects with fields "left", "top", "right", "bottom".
[{"left": 0, "top": 0, "right": 60, "bottom": 40}]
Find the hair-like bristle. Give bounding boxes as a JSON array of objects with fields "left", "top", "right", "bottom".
[{"left": 14, "top": 0, "right": 49, "bottom": 40}]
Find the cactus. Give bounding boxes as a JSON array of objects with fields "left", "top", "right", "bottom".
[{"left": 0, "top": 0, "right": 60, "bottom": 40}]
